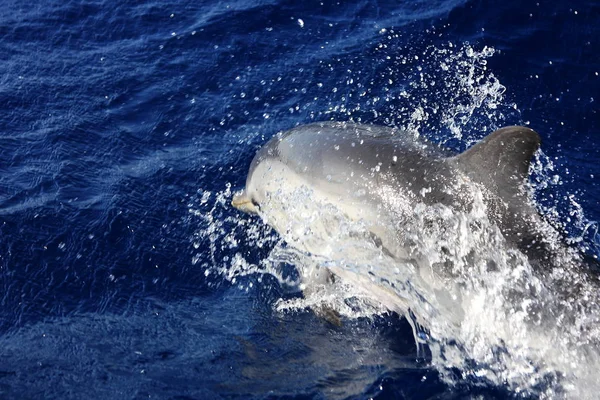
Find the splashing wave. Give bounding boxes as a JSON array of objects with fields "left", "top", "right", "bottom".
[{"left": 190, "top": 43, "right": 600, "bottom": 398}]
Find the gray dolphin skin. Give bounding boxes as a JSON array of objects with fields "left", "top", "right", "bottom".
[{"left": 232, "top": 122, "right": 582, "bottom": 315}]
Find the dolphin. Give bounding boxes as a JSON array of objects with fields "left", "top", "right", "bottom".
[{"left": 232, "top": 121, "right": 585, "bottom": 321}]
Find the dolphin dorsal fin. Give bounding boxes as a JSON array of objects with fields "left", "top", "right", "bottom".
[{"left": 454, "top": 126, "right": 541, "bottom": 196}]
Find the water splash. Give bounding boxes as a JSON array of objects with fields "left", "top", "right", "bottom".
[{"left": 189, "top": 42, "right": 600, "bottom": 398}]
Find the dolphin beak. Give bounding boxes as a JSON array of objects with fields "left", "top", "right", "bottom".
[{"left": 232, "top": 189, "right": 259, "bottom": 214}]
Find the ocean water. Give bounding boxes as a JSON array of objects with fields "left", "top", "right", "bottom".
[{"left": 0, "top": 0, "right": 599, "bottom": 399}]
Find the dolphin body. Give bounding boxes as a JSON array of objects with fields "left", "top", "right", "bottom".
[{"left": 232, "top": 121, "right": 580, "bottom": 319}]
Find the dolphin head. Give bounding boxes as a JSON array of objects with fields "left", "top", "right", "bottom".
[{"left": 232, "top": 137, "right": 285, "bottom": 215}]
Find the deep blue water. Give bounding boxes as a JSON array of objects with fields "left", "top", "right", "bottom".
[{"left": 0, "top": 0, "right": 598, "bottom": 399}]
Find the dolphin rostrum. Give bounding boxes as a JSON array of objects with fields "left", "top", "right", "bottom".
[{"left": 232, "top": 121, "right": 584, "bottom": 319}]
